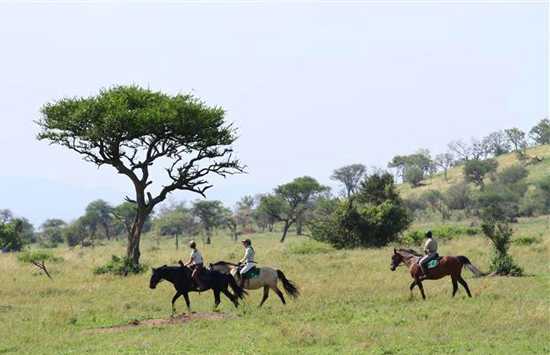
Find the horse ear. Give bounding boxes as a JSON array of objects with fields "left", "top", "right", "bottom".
[
  {"left": 151, "top": 267, "right": 156, "bottom": 272},
  {"left": 394, "top": 248, "right": 397, "bottom": 254}
]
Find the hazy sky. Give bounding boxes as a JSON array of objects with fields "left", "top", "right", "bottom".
[{"left": 0, "top": 1, "right": 547, "bottom": 226}]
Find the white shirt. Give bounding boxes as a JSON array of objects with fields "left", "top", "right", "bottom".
[
  {"left": 190, "top": 249, "right": 204, "bottom": 265},
  {"left": 241, "top": 246, "right": 255, "bottom": 264}
]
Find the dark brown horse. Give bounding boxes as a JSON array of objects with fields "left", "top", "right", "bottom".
[{"left": 390, "top": 248, "right": 484, "bottom": 299}]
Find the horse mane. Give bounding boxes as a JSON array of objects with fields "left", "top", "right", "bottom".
[{"left": 397, "top": 248, "right": 422, "bottom": 257}]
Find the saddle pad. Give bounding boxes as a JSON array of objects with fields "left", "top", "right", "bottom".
[
  {"left": 427, "top": 259, "right": 439, "bottom": 269},
  {"left": 243, "top": 266, "right": 260, "bottom": 279}
]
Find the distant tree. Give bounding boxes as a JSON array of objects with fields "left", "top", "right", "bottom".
[
  {"left": 0, "top": 219, "right": 25, "bottom": 252},
  {"left": 529, "top": 118, "right": 550, "bottom": 145},
  {"left": 255, "top": 194, "right": 286, "bottom": 233},
  {"left": 447, "top": 140, "right": 472, "bottom": 162},
  {"left": 37, "top": 85, "right": 244, "bottom": 270},
  {"left": 470, "top": 138, "right": 492, "bottom": 160},
  {"left": 463, "top": 159, "right": 498, "bottom": 187},
  {"left": 419, "top": 190, "right": 450, "bottom": 220},
  {"left": 483, "top": 131, "right": 512, "bottom": 156},
  {"left": 403, "top": 165, "right": 424, "bottom": 187},
  {"left": 0, "top": 209, "right": 13, "bottom": 224},
  {"left": 154, "top": 205, "right": 198, "bottom": 249},
  {"left": 330, "top": 164, "right": 366, "bottom": 198},
  {"left": 357, "top": 171, "right": 399, "bottom": 205},
  {"left": 85, "top": 200, "right": 114, "bottom": 240},
  {"left": 39, "top": 219, "right": 66, "bottom": 247},
  {"left": 234, "top": 195, "right": 255, "bottom": 232},
  {"left": 434, "top": 153, "right": 455, "bottom": 181},
  {"left": 275, "top": 176, "right": 328, "bottom": 242},
  {"left": 191, "top": 200, "right": 227, "bottom": 244},
  {"left": 505, "top": 128, "right": 527, "bottom": 156},
  {"left": 18, "top": 218, "right": 36, "bottom": 244}
]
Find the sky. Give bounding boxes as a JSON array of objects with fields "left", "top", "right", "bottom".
[{"left": 0, "top": 1, "right": 547, "bottom": 227}]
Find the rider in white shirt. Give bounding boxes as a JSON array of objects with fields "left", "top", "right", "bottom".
[
  {"left": 239, "top": 238, "right": 256, "bottom": 287},
  {"left": 185, "top": 240, "right": 206, "bottom": 290}
]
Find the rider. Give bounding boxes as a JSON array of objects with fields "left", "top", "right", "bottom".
[
  {"left": 238, "top": 238, "right": 256, "bottom": 288},
  {"left": 418, "top": 231, "right": 438, "bottom": 277},
  {"left": 185, "top": 240, "right": 206, "bottom": 290}
]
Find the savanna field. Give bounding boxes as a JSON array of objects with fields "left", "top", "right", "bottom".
[{"left": 1, "top": 217, "right": 549, "bottom": 355}]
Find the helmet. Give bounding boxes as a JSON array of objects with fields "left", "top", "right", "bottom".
[
  {"left": 425, "top": 230, "right": 433, "bottom": 239},
  {"left": 189, "top": 240, "right": 197, "bottom": 248},
  {"left": 241, "top": 238, "right": 252, "bottom": 246}
]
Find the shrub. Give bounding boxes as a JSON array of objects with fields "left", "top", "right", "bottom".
[
  {"left": 401, "top": 225, "right": 480, "bottom": 245},
  {"left": 17, "top": 250, "right": 63, "bottom": 279},
  {"left": 445, "top": 182, "right": 474, "bottom": 211},
  {"left": 512, "top": 236, "right": 541, "bottom": 246},
  {"left": 497, "top": 165, "right": 528, "bottom": 185},
  {"left": 481, "top": 222, "right": 523, "bottom": 276},
  {"left": 94, "top": 255, "right": 146, "bottom": 276}
]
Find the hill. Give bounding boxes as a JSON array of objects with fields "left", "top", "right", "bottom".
[{"left": 398, "top": 144, "right": 550, "bottom": 198}]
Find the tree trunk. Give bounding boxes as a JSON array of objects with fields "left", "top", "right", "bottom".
[
  {"left": 280, "top": 221, "right": 290, "bottom": 243},
  {"left": 296, "top": 218, "right": 303, "bottom": 236},
  {"left": 268, "top": 223, "right": 273, "bottom": 232},
  {"left": 205, "top": 228, "right": 212, "bottom": 244},
  {"left": 175, "top": 234, "right": 179, "bottom": 250},
  {"left": 127, "top": 211, "right": 146, "bottom": 268}
]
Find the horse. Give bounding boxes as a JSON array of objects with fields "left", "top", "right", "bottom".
[
  {"left": 390, "top": 248, "right": 484, "bottom": 299},
  {"left": 209, "top": 261, "right": 299, "bottom": 306},
  {"left": 149, "top": 264, "right": 247, "bottom": 314}
]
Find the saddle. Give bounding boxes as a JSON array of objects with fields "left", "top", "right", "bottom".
[
  {"left": 425, "top": 254, "right": 442, "bottom": 269},
  {"left": 241, "top": 266, "right": 260, "bottom": 280}
]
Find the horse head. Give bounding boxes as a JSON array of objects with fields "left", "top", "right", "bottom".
[
  {"left": 390, "top": 248, "right": 404, "bottom": 271},
  {"left": 149, "top": 265, "right": 167, "bottom": 289}
]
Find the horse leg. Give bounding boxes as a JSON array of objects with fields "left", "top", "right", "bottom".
[
  {"left": 409, "top": 280, "right": 416, "bottom": 298},
  {"left": 457, "top": 276, "right": 472, "bottom": 297},
  {"left": 221, "top": 288, "right": 239, "bottom": 308},
  {"left": 451, "top": 277, "right": 459, "bottom": 297},
  {"left": 213, "top": 289, "right": 221, "bottom": 310},
  {"left": 259, "top": 286, "right": 270, "bottom": 307},
  {"left": 182, "top": 292, "right": 192, "bottom": 313},
  {"left": 272, "top": 285, "right": 286, "bottom": 305},
  {"left": 171, "top": 291, "right": 181, "bottom": 315},
  {"left": 416, "top": 279, "right": 426, "bottom": 300}
]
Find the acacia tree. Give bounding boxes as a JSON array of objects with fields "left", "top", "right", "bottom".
[
  {"left": 529, "top": 118, "right": 550, "bottom": 145},
  {"left": 330, "top": 164, "right": 366, "bottom": 198},
  {"left": 85, "top": 200, "right": 114, "bottom": 240},
  {"left": 191, "top": 200, "right": 227, "bottom": 244},
  {"left": 275, "top": 176, "right": 328, "bottom": 242},
  {"left": 37, "top": 86, "right": 243, "bottom": 268},
  {"left": 434, "top": 153, "right": 455, "bottom": 181},
  {"left": 505, "top": 128, "right": 527, "bottom": 156}
]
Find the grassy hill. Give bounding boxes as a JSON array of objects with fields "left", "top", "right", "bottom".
[{"left": 398, "top": 144, "right": 550, "bottom": 198}]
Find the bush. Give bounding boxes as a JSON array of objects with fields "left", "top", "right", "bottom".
[
  {"left": 445, "top": 182, "right": 474, "bottom": 211},
  {"left": 497, "top": 165, "right": 528, "bottom": 185},
  {"left": 519, "top": 187, "right": 547, "bottom": 217},
  {"left": 512, "top": 236, "right": 541, "bottom": 246},
  {"left": 481, "top": 222, "right": 523, "bottom": 276},
  {"left": 17, "top": 250, "right": 63, "bottom": 279},
  {"left": 475, "top": 183, "right": 523, "bottom": 223},
  {"left": 94, "top": 255, "right": 146, "bottom": 276}
]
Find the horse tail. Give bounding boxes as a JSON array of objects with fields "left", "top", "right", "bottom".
[
  {"left": 277, "top": 270, "right": 300, "bottom": 298},
  {"left": 457, "top": 256, "right": 485, "bottom": 277},
  {"left": 227, "top": 275, "right": 247, "bottom": 299}
]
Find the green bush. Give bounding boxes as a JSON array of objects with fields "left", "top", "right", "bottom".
[
  {"left": 497, "top": 165, "right": 528, "bottom": 185},
  {"left": 481, "top": 222, "right": 523, "bottom": 276},
  {"left": 94, "top": 255, "right": 146, "bottom": 276}
]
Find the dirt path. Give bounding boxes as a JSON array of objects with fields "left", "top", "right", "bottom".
[{"left": 93, "top": 312, "right": 229, "bottom": 333}]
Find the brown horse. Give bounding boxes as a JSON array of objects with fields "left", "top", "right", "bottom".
[{"left": 390, "top": 248, "right": 484, "bottom": 299}]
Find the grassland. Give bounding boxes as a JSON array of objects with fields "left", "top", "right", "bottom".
[{"left": 1, "top": 216, "right": 549, "bottom": 354}]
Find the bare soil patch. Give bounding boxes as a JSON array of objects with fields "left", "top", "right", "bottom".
[{"left": 93, "top": 312, "right": 229, "bottom": 333}]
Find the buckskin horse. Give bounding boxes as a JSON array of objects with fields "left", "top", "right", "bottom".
[
  {"left": 149, "top": 264, "right": 247, "bottom": 314},
  {"left": 390, "top": 248, "right": 484, "bottom": 299},
  {"left": 209, "top": 261, "right": 299, "bottom": 306}
]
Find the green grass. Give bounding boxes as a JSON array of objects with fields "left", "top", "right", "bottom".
[
  {"left": 0, "top": 220, "right": 549, "bottom": 354},
  {"left": 399, "top": 144, "right": 550, "bottom": 198}
]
